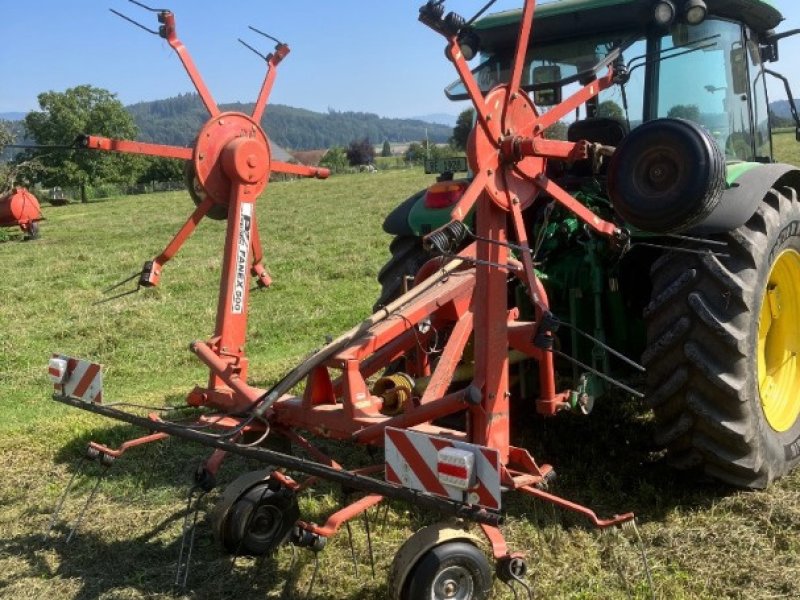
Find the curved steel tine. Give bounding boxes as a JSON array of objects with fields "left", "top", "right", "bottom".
[
  {"left": 46, "top": 457, "right": 88, "bottom": 537},
  {"left": 239, "top": 39, "right": 268, "bottom": 61},
  {"left": 248, "top": 25, "right": 284, "bottom": 46},
  {"left": 128, "top": 0, "right": 168, "bottom": 12},
  {"left": 109, "top": 8, "right": 160, "bottom": 35}
]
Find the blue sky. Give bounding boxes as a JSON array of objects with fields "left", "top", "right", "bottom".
[{"left": 1, "top": 1, "right": 799, "bottom": 119}]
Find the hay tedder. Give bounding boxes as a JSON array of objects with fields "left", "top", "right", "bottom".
[
  {"left": 47, "top": 0, "right": 800, "bottom": 598},
  {"left": 0, "top": 187, "right": 42, "bottom": 239}
]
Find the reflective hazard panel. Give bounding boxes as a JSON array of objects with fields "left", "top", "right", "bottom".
[
  {"left": 384, "top": 427, "right": 501, "bottom": 510},
  {"left": 49, "top": 355, "right": 104, "bottom": 404}
]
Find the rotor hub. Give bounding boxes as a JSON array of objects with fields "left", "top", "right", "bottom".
[
  {"left": 468, "top": 85, "right": 543, "bottom": 212},
  {"left": 194, "top": 112, "right": 271, "bottom": 207}
]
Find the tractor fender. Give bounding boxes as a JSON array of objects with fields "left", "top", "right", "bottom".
[
  {"left": 691, "top": 163, "right": 800, "bottom": 234},
  {"left": 383, "top": 189, "right": 427, "bottom": 236},
  {"left": 388, "top": 522, "right": 483, "bottom": 600}
]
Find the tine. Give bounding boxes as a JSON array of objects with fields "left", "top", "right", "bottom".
[
  {"left": 362, "top": 510, "right": 376, "bottom": 579},
  {"left": 379, "top": 502, "right": 390, "bottom": 533},
  {"left": 518, "top": 577, "right": 534, "bottom": 600},
  {"left": 248, "top": 25, "right": 283, "bottom": 46},
  {"left": 304, "top": 553, "right": 320, "bottom": 600},
  {"left": 109, "top": 9, "right": 160, "bottom": 35},
  {"left": 345, "top": 521, "right": 359, "bottom": 577},
  {"left": 102, "top": 271, "right": 141, "bottom": 294},
  {"left": 128, "top": 0, "right": 167, "bottom": 12},
  {"left": 623, "top": 519, "right": 656, "bottom": 600},
  {"left": 65, "top": 466, "right": 109, "bottom": 543},
  {"left": 46, "top": 458, "right": 88, "bottom": 536},
  {"left": 280, "top": 545, "right": 298, "bottom": 600},
  {"left": 503, "top": 579, "right": 520, "bottom": 600},
  {"left": 238, "top": 38, "right": 268, "bottom": 61},
  {"left": 175, "top": 487, "right": 205, "bottom": 588},
  {"left": 92, "top": 287, "right": 141, "bottom": 306}
]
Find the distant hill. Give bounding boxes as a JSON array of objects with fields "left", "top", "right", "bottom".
[
  {"left": 410, "top": 113, "right": 458, "bottom": 127},
  {"left": 770, "top": 100, "right": 800, "bottom": 120},
  {"left": 125, "top": 94, "right": 453, "bottom": 150},
  {"left": 0, "top": 112, "right": 25, "bottom": 121}
]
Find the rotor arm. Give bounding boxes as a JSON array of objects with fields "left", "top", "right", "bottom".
[
  {"left": 141, "top": 196, "right": 215, "bottom": 287},
  {"left": 507, "top": 0, "right": 537, "bottom": 98},
  {"left": 252, "top": 43, "right": 290, "bottom": 123},
  {"left": 157, "top": 11, "right": 221, "bottom": 117},
  {"left": 445, "top": 38, "right": 498, "bottom": 142},
  {"left": 533, "top": 67, "right": 615, "bottom": 133},
  {"left": 535, "top": 175, "right": 619, "bottom": 237},
  {"left": 79, "top": 134, "right": 192, "bottom": 161},
  {"left": 272, "top": 161, "right": 330, "bottom": 180}
]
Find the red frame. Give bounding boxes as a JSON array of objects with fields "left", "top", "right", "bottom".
[{"left": 68, "top": 1, "right": 635, "bottom": 575}]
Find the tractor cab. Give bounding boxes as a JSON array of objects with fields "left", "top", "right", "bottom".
[{"left": 447, "top": 0, "right": 794, "bottom": 165}]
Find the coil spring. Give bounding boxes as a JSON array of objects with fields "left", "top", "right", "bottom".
[
  {"left": 419, "top": 1, "right": 445, "bottom": 25},
  {"left": 423, "top": 220, "right": 469, "bottom": 254},
  {"left": 443, "top": 11, "right": 466, "bottom": 35}
]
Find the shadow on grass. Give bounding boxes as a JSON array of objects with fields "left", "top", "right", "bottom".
[
  {"left": 2, "top": 506, "right": 386, "bottom": 600},
  {"left": 33, "top": 388, "right": 747, "bottom": 597},
  {"left": 506, "top": 394, "right": 735, "bottom": 527}
]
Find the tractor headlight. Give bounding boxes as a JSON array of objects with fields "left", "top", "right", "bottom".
[
  {"left": 653, "top": 0, "right": 677, "bottom": 27},
  {"left": 683, "top": 0, "right": 707, "bottom": 25}
]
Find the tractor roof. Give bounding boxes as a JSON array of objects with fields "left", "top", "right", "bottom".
[{"left": 474, "top": 0, "right": 783, "bottom": 48}]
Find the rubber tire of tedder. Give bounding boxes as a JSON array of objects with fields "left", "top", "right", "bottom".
[{"left": 644, "top": 186, "right": 800, "bottom": 488}]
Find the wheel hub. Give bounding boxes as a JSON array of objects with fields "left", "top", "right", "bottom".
[
  {"left": 758, "top": 248, "right": 800, "bottom": 432},
  {"left": 433, "top": 565, "right": 473, "bottom": 599}
]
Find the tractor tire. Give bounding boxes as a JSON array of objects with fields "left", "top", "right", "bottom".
[
  {"left": 374, "top": 235, "right": 432, "bottom": 312},
  {"left": 643, "top": 186, "right": 800, "bottom": 488}
]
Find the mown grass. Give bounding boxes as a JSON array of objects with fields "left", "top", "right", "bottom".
[{"left": 1, "top": 164, "right": 799, "bottom": 599}]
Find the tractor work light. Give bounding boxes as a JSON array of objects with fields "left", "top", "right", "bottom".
[
  {"left": 683, "top": 0, "right": 708, "bottom": 25},
  {"left": 653, "top": 0, "right": 677, "bottom": 27}
]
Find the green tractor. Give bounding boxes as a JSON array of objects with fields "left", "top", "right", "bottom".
[{"left": 380, "top": 0, "right": 800, "bottom": 488}]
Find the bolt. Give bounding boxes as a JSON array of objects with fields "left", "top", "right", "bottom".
[
  {"left": 486, "top": 114, "right": 492, "bottom": 121},
  {"left": 512, "top": 197, "right": 520, "bottom": 205},
  {"left": 219, "top": 119, "right": 225, "bottom": 126},
  {"left": 511, "top": 92, "right": 518, "bottom": 100},
  {"left": 247, "top": 154, "right": 258, "bottom": 168},
  {"left": 199, "top": 153, "right": 205, "bottom": 161}
]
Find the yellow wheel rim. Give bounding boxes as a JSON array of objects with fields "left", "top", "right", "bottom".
[{"left": 758, "top": 249, "right": 800, "bottom": 432}]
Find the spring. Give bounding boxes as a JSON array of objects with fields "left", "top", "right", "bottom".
[
  {"left": 443, "top": 11, "right": 467, "bottom": 35},
  {"left": 424, "top": 220, "right": 468, "bottom": 254},
  {"left": 372, "top": 373, "right": 415, "bottom": 416},
  {"left": 420, "top": 0, "right": 445, "bottom": 22}
]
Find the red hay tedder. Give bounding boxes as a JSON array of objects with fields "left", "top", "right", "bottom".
[{"left": 43, "top": 0, "right": 735, "bottom": 597}]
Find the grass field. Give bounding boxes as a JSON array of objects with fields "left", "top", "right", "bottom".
[{"left": 1, "top": 162, "right": 800, "bottom": 600}]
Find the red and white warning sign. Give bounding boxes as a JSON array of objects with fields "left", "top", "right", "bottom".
[
  {"left": 384, "top": 427, "right": 501, "bottom": 510},
  {"left": 49, "top": 355, "right": 103, "bottom": 404}
]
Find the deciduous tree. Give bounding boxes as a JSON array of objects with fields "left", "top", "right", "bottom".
[
  {"left": 24, "top": 85, "right": 144, "bottom": 191},
  {"left": 450, "top": 108, "right": 474, "bottom": 150}
]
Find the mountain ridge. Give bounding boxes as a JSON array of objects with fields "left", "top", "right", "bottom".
[{"left": 125, "top": 94, "right": 453, "bottom": 150}]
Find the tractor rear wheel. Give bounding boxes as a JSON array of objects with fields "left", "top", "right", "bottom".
[
  {"left": 644, "top": 186, "right": 800, "bottom": 488},
  {"left": 374, "top": 235, "right": 433, "bottom": 311}
]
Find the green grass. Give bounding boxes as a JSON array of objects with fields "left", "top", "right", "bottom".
[
  {"left": 774, "top": 129, "right": 800, "bottom": 166},
  {"left": 1, "top": 167, "right": 800, "bottom": 599}
]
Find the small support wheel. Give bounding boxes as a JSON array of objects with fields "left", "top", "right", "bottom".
[
  {"left": 210, "top": 470, "right": 299, "bottom": 556},
  {"left": 404, "top": 541, "right": 493, "bottom": 600},
  {"left": 26, "top": 221, "right": 41, "bottom": 240},
  {"left": 388, "top": 523, "right": 488, "bottom": 600}
]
